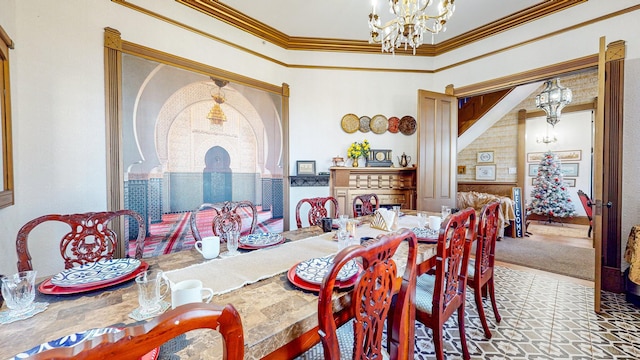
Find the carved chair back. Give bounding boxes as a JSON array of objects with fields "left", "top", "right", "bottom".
[
  {"left": 577, "top": 189, "right": 593, "bottom": 237},
  {"left": 468, "top": 201, "right": 502, "bottom": 338},
  {"left": 190, "top": 201, "right": 258, "bottom": 242},
  {"left": 295, "top": 197, "right": 339, "bottom": 228},
  {"left": 16, "top": 210, "right": 146, "bottom": 272},
  {"left": 317, "top": 229, "right": 418, "bottom": 359},
  {"left": 352, "top": 193, "right": 380, "bottom": 217},
  {"left": 415, "top": 207, "right": 476, "bottom": 360},
  {"left": 27, "top": 303, "right": 244, "bottom": 360}
]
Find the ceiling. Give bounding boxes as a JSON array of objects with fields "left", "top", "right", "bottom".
[{"left": 176, "top": 0, "right": 587, "bottom": 56}]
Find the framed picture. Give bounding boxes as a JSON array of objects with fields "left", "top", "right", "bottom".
[
  {"left": 527, "top": 150, "right": 582, "bottom": 163},
  {"left": 475, "top": 165, "right": 496, "bottom": 181},
  {"left": 477, "top": 151, "right": 494, "bottom": 163},
  {"left": 526, "top": 152, "right": 544, "bottom": 163},
  {"left": 528, "top": 164, "right": 539, "bottom": 177},
  {"left": 296, "top": 160, "right": 316, "bottom": 175},
  {"left": 557, "top": 150, "right": 582, "bottom": 161},
  {"left": 457, "top": 165, "right": 467, "bottom": 174},
  {"left": 564, "top": 178, "right": 576, "bottom": 187},
  {"left": 560, "top": 163, "right": 579, "bottom": 177}
]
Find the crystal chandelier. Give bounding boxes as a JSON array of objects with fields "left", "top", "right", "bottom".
[
  {"left": 207, "top": 78, "right": 229, "bottom": 125},
  {"left": 368, "top": 0, "right": 456, "bottom": 54},
  {"left": 535, "top": 78, "right": 572, "bottom": 127}
]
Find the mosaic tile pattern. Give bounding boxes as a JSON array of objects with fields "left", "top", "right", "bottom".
[{"left": 412, "top": 266, "right": 640, "bottom": 359}]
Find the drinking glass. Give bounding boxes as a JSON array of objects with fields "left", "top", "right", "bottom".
[
  {"left": 441, "top": 205, "right": 451, "bottom": 219},
  {"left": 338, "top": 215, "right": 349, "bottom": 231},
  {"left": 417, "top": 212, "right": 427, "bottom": 228},
  {"left": 1, "top": 271, "right": 37, "bottom": 316},
  {"left": 226, "top": 230, "right": 240, "bottom": 256},
  {"left": 135, "top": 269, "right": 168, "bottom": 315},
  {"left": 337, "top": 229, "right": 350, "bottom": 251}
]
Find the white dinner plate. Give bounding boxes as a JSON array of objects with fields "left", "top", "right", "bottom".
[
  {"left": 50, "top": 258, "right": 141, "bottom": 288},
  {"left": 295, "top": 256, "right": 359, "bottom": 284}
]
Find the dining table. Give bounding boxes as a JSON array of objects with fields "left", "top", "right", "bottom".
[{"left": 0, "top": 213, "right": 441, "bottom": 360}]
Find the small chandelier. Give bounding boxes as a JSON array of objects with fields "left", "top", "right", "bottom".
[
  {"left": 535, "top": 78, "right": 572, "bottom": 127},
  {"left": 207, "top": 78, "right": 229, "bottom": 125},
  {"left": 368, "top": 0, "right": 456, "bottom": 55}
]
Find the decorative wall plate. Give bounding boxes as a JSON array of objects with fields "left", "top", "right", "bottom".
[
  {"left": 295, "top": 256, "right": 359, "bottom": 284},
  {"left": 239, "top": 233, "right": 284, "bottom": 249},
  {"left": 51, "top": 258, "right": 141, "bottom": 287},
  {"left": 359, "top": 116, "right": 371, "bottom": 133},
  {"left": 341, "top": 113, "right": 359, "bottom": 133},
  {"left": 387, "top": 116, "right": 400, "bottom": 133},
  {"left": 399, "top": 115, "right": 417, "bottom": 135},
  {"left": 370, "top": 114, "right": 388, "bottom": 134}
]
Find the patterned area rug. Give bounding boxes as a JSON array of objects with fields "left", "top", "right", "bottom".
[{"left": 130, "top": 207, "right": 283, "bottom": 257}]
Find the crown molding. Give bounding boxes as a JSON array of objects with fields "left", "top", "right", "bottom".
[{"left": 176, "top": 0, "right": 585, "bottom": 57}]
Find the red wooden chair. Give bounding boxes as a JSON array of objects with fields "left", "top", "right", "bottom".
[
  {"left": 352, "top": 193, "right": 380, "bottom": 217},
  {"left": 27, "top": 303, "right": 244, "bottom": 360},
  {"left": 468, "top": 201, "right": 502, "bottom": 339},
  {"left": 577, "top": 190, "right": 593, "bottom": 237},
  {"left": 414, "top": 207, "right": 476, "bottom": 360},
  {"left": 16, "top": 210, "right": 146, "bottom": 272},
  {"left": 190, "top": 201, "right": 258, "bottom": 242},
  {"left": 295, "top": 197, "right": 339, "bottom": 228},
  {"left": 298, "top": 228, "right": 418, "bottom": 359}
]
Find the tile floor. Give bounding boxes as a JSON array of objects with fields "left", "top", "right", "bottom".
[{"left": 412, "top": 265, "right": 640, "bottom": 359}]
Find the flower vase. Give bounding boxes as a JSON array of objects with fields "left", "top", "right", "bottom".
[{"left": 352, "top": 158, "right": 359, "bottom": 167}]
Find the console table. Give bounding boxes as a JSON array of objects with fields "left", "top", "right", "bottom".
[{"left": 329, "top": 166, "right": 417, "bottom": 217}]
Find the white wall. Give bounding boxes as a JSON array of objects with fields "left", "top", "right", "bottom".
[{"left": 1, "top": 0, "right": 639, "bottom": 276}]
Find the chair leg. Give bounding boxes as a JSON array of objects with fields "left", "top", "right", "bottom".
[
  {"left": 432, "top": 325, "right": 445, "bottom": 360},
  {"left": 457, "top": 305, "right": 470, "bottom": 360},
  {"left": 488, "top": 277, "right": 501, "bottom": 323},
  {"left": 474, "top": 284, "right": 492, "bottom": 339}
]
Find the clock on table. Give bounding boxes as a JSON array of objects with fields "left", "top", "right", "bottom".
[{"left": 368, "top": 149, "right": 393, "bottom": 167}]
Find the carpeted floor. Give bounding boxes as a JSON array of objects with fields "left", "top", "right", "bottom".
[{"left": 494, "top": 223, "right": 595, "bottom": 281}]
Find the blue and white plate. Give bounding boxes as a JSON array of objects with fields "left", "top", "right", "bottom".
[
  {"left": 412, "top": 227, "right": 439, "bottom": 241},
  {"left": 239, "top": 233, "right": 284, "bottom": 248},
  {"left": 10, "top": 327, "right": 122, "bottom": 359},
  {"left": 50, "top": 258, "right": 141, "bottom": 288},
  {"left": 295, "top": 256, "right": 359, "bottom": 284}
]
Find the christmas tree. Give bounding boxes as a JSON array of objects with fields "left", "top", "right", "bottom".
[{"left": 527, "top": 151, "right": 577, "bottom": 220}]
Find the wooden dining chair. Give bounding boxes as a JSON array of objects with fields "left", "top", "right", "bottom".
[
  {"left": 468, "top": 201, "right": 502, "bottom": 339},
  {"left": 26, "top": 303, "right": 244, "bottom": 360},
  {"left": 577, "top": 190, "right": 593, "bottom": 237},
  {"left": 414, "top": 207, "right": 476, "bottom": 360},
  {"left": 352, "top": 193, "right": 380, "bottom": 217},
  {"left": 190, "top": 201, "right": 258, "bottom": 242},
  {"left": 297, "top": 228, "right": 418, "bottom": 360},
  {"left": 15, "top": 210, "right": 146, "bottom": 272},
  {"left": 295, "top": 197, "right": 339, "bottom": 228}
]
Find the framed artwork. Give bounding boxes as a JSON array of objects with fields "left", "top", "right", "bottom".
[
  {"left": 527, "top": 150, "right": 582, "bottom": 163},
  {"left": 477, "top": 151, "right": 494, "bottom": 163},
  {"left": 564, "top": 178, "right": 576, "bottom": 187},
  {"left": 296, "top": 160, "right": 316, "bottom": 175},
  {"left": 475, "top": 165, "right": 496, "bottom": 181},
  {"left": 528, "top": 164, "right": 539, "bottom": 177},
  {"left": 560, "top": 163, "right": 579, "bottom": 177}
]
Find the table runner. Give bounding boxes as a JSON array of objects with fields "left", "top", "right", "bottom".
[{"left": 163, "top": 216, "right": 424, "bottom": 296}]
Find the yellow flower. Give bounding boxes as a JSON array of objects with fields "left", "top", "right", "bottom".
[{"left": 347, "top": 140, "right": 370, "bottom": 159}]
